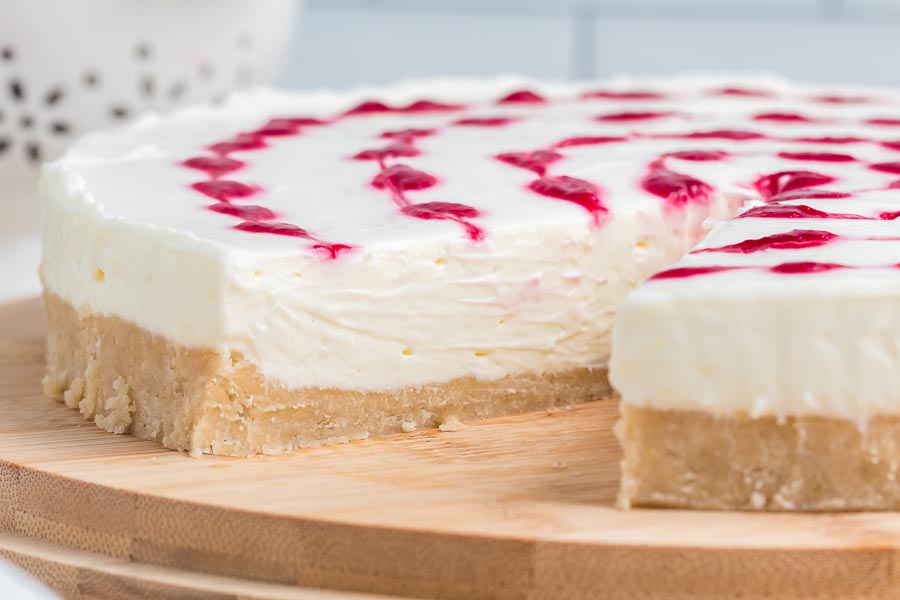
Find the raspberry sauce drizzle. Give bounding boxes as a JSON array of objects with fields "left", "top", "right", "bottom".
[
  {"left": 234, "top": 222, "right": 353, "bottom": 259},
  {"left": 372, "top": 164, "right": 437, "bottom": 192},
  {"left": 497, "top": 90, "right": 546, "bottom": 104},
  {"left": 185, "top": 115, "right": 357, "bottom": 258},
  {"left": 693, "top": 229, "right": 839, "bottom": 253},
  {"left": 665, "top": 150, "right": 728, "bottom": 162},
  {"left": 642, "top": 161, "right": 713, "bottom": 206},
  {"left": 767, "top": 189, "right": 851, "bottom": 202},
  {"left": 554, "top": 136, "right": 627, "bottom": 148},
  {"left": 493, "top": 141, "right": 608, "bottom": 224},
  {"left": 209, "top": 133, "right": 267, "bottom": 155},
  {"left": 403, "top": 100, "right": 464, "bottom": 112},
  {"left": 253, "top": 119, "right": 304, "bottom": 136},
  {"left": 669, "top": 129, "right": 766, "bottom": 141},
  {"left": 343, "top": 100, "right": 392, "bottom": 116},
  {"left": 209, "top": 203, "right": 277, "bottom": 221},
  {"left": 650, "top": 262, "right": 850, "bottom": 281},
  {"left": 182, "top": 156, "right": 245, "bottom": 178},
  {"left": 754, "top": 112, "right": 815, "bottom": 123},
  {"left": 236, "top": 221, "right": 310, "bottom": 237},
  {"left": 713, "top": 87, "right": 772, "bottom": 97},
  {"left": 353, "top": 143, "right": 420, "bottom": 161},
  {"left": 252, "top": 117, "right": 328, "bottom": 137},
  {"left": 528, "top": 176, "right": 607, "bottom": 225},
  {"left": 777, "top": 151, "right": 856, "bottom": 163},
  {"left": 370, "top": 163, "right": 483, "bottom": 241},
  {"left": 739, "top": 204, "right": 866, "bottom": 220},
  {"left": 454, "top": 116, "right": 516, "bottom": 127},
  {"left": 582, "top": 90, "right": 664, "bottom": 101},
  {"left": 596, "top": 111, "right": 671, "bottom": 122},
  {"left": 814, "top": 94, "right": 868, "bottom": 104},
  {"left": 344, "top": 99, "right": 464, "bottom": 116},
  {"left": 362, "top": 118, "right": 485, "bottom": 241},
  {"left": 179, "top": 82, "right": 900, "bottom": 265},
  {"left": 770, "top": 261, "right": 845, "bottom": 274},
  {"left": 495, "top": 150, "right": 563, "bottom": 176},
  {"left": 754, "top": 170, "right": 836, "bottom": 200},
  {"left": 191, "top": 180, "right": 258, "bottom": 202},
  {"left": 870, "top": 162, "right": 900, "bottom": 175},
  {"left": 650, "top": 266, "right": 737, "bottom": 280},
  {"left": 792, "top": 136, "right": 866, "bottom": 145},
  {"left": 380, "top": 128, "right": 435, "bottom": 142}
]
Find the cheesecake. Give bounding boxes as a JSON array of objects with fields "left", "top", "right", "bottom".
[{"left": 42, "top": 76, "right": 741, "bottom": 455}]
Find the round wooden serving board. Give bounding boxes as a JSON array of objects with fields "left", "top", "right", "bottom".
[{"left": 3, "top": 298, "right": 900, "bottom": 600}]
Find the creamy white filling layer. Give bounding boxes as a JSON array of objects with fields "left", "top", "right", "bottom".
[
  {"left": 611, "top": 269, "right": 900, "bottom": 421},
  {"left": 42, "top": 163, "right": 723, "bottom": 390}
]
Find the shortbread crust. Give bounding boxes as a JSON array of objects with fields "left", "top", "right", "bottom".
[
  {"left": 617, "top": 404, "right": 900, "bottom": 511},
  {"left": 42, "top": 293, "right": 612, "bottom": 456}
]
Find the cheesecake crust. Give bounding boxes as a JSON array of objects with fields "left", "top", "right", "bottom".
[
  {"left": 617, "top": 404, "right": 900, "bottom": 511},
  {"left": 42, "top": 293, "right": 612, "bottom": 456}
]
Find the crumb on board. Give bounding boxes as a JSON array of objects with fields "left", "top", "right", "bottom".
[{"left": 439, "top": 417, "right": 468, "bottom": 432}]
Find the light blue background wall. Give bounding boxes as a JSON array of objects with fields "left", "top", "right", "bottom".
[{"left": 280, "top": 0, "right": 900, "bottom": 89}]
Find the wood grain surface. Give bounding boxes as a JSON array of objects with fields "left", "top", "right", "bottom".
[
  {"left": 3, "top": 298, "right": 900, "bottom": 600},
  {"left": 0, "top": 531, "right": 409, "bottom": 600}
]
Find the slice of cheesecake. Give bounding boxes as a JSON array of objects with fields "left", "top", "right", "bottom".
[{"left": 613, "top": 185, "right": 900, "bottom": 510}]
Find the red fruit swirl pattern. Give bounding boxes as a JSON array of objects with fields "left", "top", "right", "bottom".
[
  {"left": 183, "top": 118, "right": 355, "bottom": 259},
  {"left": 178, "top": 84, "right": 900, "bottom": 271},
  {"left": 358, "top": 130, "right": 486, "bottom": 241}
]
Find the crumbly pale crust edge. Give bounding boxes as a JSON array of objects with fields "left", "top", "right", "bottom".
[
  {"left": 41, "top": 292, "right": 612, "bottom": 456},
  {"left": 617, "top": 404, "right": 900, "bottom": 511}
]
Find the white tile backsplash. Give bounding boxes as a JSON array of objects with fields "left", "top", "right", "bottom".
[
  {"left": 281, "top": 9, "right": 572, "bottom": 89},
  {"left": 281, "top": 1, "right": 900, "bottom": 88},
  {"left": 592, "top": 17, "right": 900, "bottom": 86}
]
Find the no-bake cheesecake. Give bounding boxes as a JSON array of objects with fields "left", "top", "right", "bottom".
[
  {"left": 42, "top": 76, "right": 739, "bottom": 456},
  {"left": 41, "top": 73, "right": 900, "bottom": 508}
]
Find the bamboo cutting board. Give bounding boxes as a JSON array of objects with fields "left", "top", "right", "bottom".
[{"left": 3, "top": 298, "right": 900, "bottom": 600}]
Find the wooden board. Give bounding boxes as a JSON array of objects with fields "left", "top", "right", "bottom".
[
  {"left": 4, "top": 297, "right": 900, "bottom": 600},
  {"left": 0, "top": 531, "right": 411, "bottom": 600}
]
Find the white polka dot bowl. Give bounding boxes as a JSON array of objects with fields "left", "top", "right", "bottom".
[{"left": 0, "top": 0, "right": 300, "bottom": 233}]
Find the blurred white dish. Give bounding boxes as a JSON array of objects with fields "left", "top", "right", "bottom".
[
  {"left": 0, "top": 234, "right": 40, "bottom": 304},
  {"left": 0, "top": 0, "right": 299, "bottom": 233}
]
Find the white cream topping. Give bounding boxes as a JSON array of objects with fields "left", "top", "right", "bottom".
[
  {"left": 612, "top": 267, "right": 900, "bottom": 421},
  {"left": 42, "top": 74, "right": 900, "bottom": 393}
]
